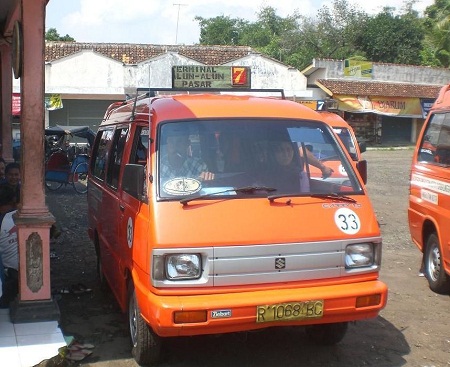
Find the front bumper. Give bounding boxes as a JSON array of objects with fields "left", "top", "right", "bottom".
[{"left": 134, "top": 278, "right": 388, "bottom": 337}]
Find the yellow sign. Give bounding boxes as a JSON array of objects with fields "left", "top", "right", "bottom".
[
  {"left": 335, "top": 95, "right": 423, "bottom": 117},
  {"left": 343, "top": 60, "right": 373, "bottom": 78},
  {"left": 297, "top": 100, "right": 318, "bottom": 110}
]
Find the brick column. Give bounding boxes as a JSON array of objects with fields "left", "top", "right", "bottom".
[{"left": 10, "top": 0, "right": 59, "bottom": 323}]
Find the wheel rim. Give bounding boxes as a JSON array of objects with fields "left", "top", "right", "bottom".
[
  {"left": 72, "top": 162, "right": 88, "bottom": 193},
  {"left": 428, "top": 244, "right": 441, "bottom": 282},
  {"left": 129, "top": 293, "right": 138, "bottom": 347}
]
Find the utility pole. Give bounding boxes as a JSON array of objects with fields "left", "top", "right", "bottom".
[{"left": 173, "top": 3, "right": 187, "bottom": 44}]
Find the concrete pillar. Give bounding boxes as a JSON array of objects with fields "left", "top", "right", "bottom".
[
  {"left": 10, "top": 0, "right": 59, "bottom": 323},
  {"left": 0, "top": 43, "right": 14, "bottom": 162}
]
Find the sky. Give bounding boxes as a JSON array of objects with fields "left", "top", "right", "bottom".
[{"left": 45, "top": 0, "right": 435, "bottom": 45}]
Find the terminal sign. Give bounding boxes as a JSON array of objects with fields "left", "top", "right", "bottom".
[{"left": 172, "top": 66, "right": 251, "bottom": 89}]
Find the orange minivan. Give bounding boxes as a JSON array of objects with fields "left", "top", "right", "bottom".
[
  {"left": 308, "top": 111, "right": 366, "bottom": 182},
  {"left": 408, "top": 83, "right": 450, "bottom": 294},
  {"left": 87, "top": 67, "right": 387, "bottom": 366}
]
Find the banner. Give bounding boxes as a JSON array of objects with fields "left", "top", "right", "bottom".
[
  {"left": 420, "top": 98, "right": 435, "bottom": 118},
  {"left": 11, "top": 94, "right": 64, "bottom": 115},
  {"left": 343, "top": 60, "right": 373, "bottom": 78},
  {"left": 45, "top": 94, "right": 63, "bottom": 110},
  {"left": 12, "top": 93, "right": 20, "bottom": 116},
  {"left": 335, "top": 95, "right": 423, "bottom": 117}
]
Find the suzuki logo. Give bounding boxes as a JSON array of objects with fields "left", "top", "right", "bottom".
[{"left": 275, "top": 257, "right": 286, "bottom": 269}]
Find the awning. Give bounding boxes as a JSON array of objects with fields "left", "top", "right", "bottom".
[{"left": 334, "top": 95, "right": 426, "bottom": 118}]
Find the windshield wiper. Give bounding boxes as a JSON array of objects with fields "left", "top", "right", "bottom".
[
  {"left": 268, "top": 192, "right": 357, "bottom": 203},
  {"left": 310, "top": 193, "right": 357, "bottom": 203},
  {"left": 180, "top": 185, "right": 277, "bottom": 205}
]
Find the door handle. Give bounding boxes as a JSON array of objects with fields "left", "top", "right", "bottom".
[{"left": 119, "top": 204, "right": 125, "bottom": 212}]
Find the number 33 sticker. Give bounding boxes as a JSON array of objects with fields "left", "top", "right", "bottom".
[{"left": 334, "top": 208, "right": 361, "bottom": 234}]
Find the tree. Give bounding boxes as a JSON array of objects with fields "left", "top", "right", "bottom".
[
  {"left": 284, "top": 0, "right": 369, "bottom": 69},
  {"left": 194, "top": 0, "right": 436, "bottom": 69},
  {"left": 354, "top": 6, "right": 424, "bottom": 64},
  {"left": 195, "top": 15, "right": 246, "bottom": 45},
  {"left": 45, "top": 28, "right": 75, "bottom": 42},
  {"left": 423, "top": 0, "right": 450, "bottom": 67}
]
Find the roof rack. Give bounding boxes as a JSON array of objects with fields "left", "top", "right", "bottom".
[
  {"left": 135, "top": 87, "right": 285, "bottom": 98},
  {"left": 131, "top": 87, "right": 286, "bottom": 119}
]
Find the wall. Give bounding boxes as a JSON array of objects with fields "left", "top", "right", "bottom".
[{"left": 310, "top": 59, "right": 450, "bottom": 84}]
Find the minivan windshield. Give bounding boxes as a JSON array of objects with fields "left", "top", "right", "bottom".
[{"left": 157, "top": 119, "right": 363, "bottom": 200}]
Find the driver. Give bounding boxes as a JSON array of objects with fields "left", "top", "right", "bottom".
[{"left": 160, "top": 125, "right": 214, "bottom": 181}]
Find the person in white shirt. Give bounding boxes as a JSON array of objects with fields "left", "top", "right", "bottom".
[{"left": 0, "top": 185, "right": 18, "bottom": 308}]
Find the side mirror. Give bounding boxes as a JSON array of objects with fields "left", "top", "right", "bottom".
[
  {"left": 122, "top": 164, "right": 145, "bottom": 199},
  {"left": 359, "top": 141, "right": 367, "bottom": 154},
  {"left": 356, "top": 159, "right": 367, "bottom": 185}
]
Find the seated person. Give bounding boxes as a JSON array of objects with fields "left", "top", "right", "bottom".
[
  {"left": 266, "top": 140, "right": 334, "bottom": 193},
  {"left": 0, "top": 185, "right": 18, "bottom": 308},
  {"left": 160, "top": 126, "right": 214, "bottom": 181},
  {"left": 262, "top": 140, "right": 306, "bottom": 193},
  {"left": 0, "top": 162, "right": 21, "bottom": 203}
]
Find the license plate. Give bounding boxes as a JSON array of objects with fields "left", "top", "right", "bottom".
[{"left": 256, "top": 300, "right": 324, "bottom": 323}]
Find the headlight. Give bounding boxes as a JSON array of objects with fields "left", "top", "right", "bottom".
[
  {"left": 166, "top": 254, "right": 201, "bottom": 280},
  {"left": 345, "top": 243, "right": 374, "bottom": 268}
]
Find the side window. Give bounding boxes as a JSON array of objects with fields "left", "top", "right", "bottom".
[
  {"left": 106, "top": 128, "right": 129, "bottom": 189},
  {"left": 130, "top": 126, "right": 149, "bottom": 165},
  {"left": 127, "top": 126, "right": 149, "bottom": 202},
  {"left": 418, "top": 113, "right": 450, "bottom": 164},
  {"left": 91, "top": 129, "right": 113, "bottom": 181}
]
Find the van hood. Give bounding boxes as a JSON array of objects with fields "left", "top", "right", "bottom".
[{"left": 151, "top": 196, "right": 380, "bottom": 247}]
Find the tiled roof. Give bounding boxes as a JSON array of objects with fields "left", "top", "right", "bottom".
[
  {"left": 317, "top": 79, "right": 443, "bottom": 98},
  {"left": 45, "top": 42, "right": 253, "bottom": 65}
]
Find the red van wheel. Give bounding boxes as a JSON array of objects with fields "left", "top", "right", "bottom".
[
  {"left": 425, "top": 233, "right": 450, "bottom": 294},
  {"left": 128, "top": 286, "right": 162, "bottom": 365}
]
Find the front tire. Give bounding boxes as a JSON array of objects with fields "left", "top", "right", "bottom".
[
  {"left": 71, "top": 162, "right": 88, "bottom": 194},
  {"left": 305, "top": 322, "right": 348, "bottom": 345},
  {"left": 45, "top": 181, "right": 63, "bottom": 191},
  {"left": 425, "top": 233, "right": 450, "bottom": 294},
  {"left": 129, "top": 286, "right": 161, "bottom": 366}
]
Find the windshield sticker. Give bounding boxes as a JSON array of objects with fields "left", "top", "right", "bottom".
[
  {"left": 338, "top": 164, "right": 348, "bottom": 176},
  {"left": 421, "top": 189, "right": 438, "bottom": 205},
  {"left": 334, "top": 208, "right": 361, "bottom": 234},
  {"left": 127, "top": 217, "right": 133, "bottom": 248},
  {"left": 163, "top": 177, "right": 201, "bottom": 196}
]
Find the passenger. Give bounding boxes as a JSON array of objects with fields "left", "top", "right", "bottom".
[
  {"left": 0, "top": 158, "right": 6, "bottom": 181},
  {"left": 267, "top": 140, "right": 334, "bottom": 192},
  {"left": 160, "top": 125, "right": 214, "bottom": 181},
  {"left": 268, "top": 140, "right": 306, "bottom": 193},
  {"left": 0, "top": 185, "right": 18, "bottom": 308},
  {"left": 0, "top": 162, "right": 21, "bottom": 203}
]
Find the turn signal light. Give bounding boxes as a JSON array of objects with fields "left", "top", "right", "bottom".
[
  {"left": 174, "top": 310, "right": 207, "bottom": 324},
  {"left": 356, "top": 294, "right": 381, "bottom": 308}
]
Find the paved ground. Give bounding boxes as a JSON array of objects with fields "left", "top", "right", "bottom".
[{"left": 46, "top": 149, "right": 450, "bottom": 367}]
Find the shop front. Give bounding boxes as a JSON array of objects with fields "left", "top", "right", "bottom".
[{"left": 334, "top": 95, "right": 433, "bottom": 145}]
